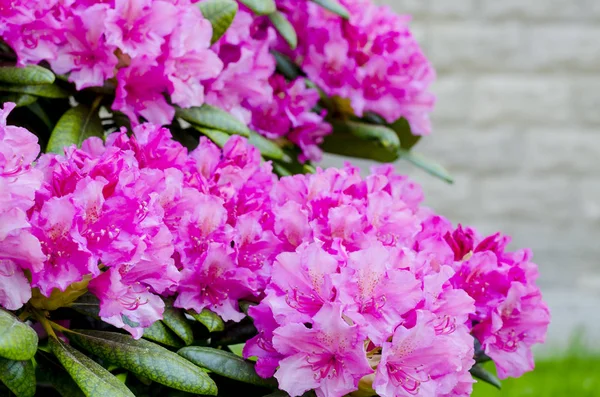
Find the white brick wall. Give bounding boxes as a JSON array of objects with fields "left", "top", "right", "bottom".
[{"left": 321, "top": 0, "right": 600, "bottom": 349}]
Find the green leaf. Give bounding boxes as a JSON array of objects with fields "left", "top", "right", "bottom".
[
  {"left": 67, "top": 330, "right": 217, "bottom": 395},
  {"left": 162, "top": 307, "right": 194, "bottom": 346},
  {"left": 470, "top": 364, "right": 501, "bottom": 390},
  {"left": 249, "top": 131, "right": 288, "bottom": 161},
  {"left": 398, "top": 149, "right": 454, "bottom": 184},
  {"left": 197, "top": 0, "right": 238, "bottom": 44},
  {"left": 0, "top": 83, "right": 69, "bottom": 98},
  {"left": 188, "top": 309, "right": 225, "bottom": 333},
  {"left": 37, "top": 354, "right": 86, "bottom": 397},
  {"left": 46, "top": 104, "right": 104, "bottom": 154},
  {"left": 69, "top": 293, "right": 101, "bottom": 319},
  {"left": 239, "top": 0, "right": 276, "bottom": 15},
  {"left": 0, "top": 65, "right": 55, "bottom": 85},
  {"left": 0, "top": 309, "right": 38, "bottom": 361},
  {"left": 321, "top": 120, "right": 400, "bottom": 162},
  {"left": 142, "top": 321, "right": 184, "bottom": 349},
  {"left": 178, "top": 347, "right": 275, "bottom": 387},
  {"left": 310, "top": 0, "right": 349, "bottom": 19},
  {"left": 49, "top": 338, "right": 135, "bottom": 397},
  {"left": 177, "top": 105, "right": 250, "bottom": 137},
  {"left": 0, "top": 94, "right": 37, "bottom": 107},
  {"left": 0, "top": 358, "right": 35, "bottom": 397},
  {"left": 195, "top": 126, "right": 230, "bottom": 148},
  {"left": 269, "top": 11, "right": 297, "bottom": 50},
  {"left": 390, "top": 117, "right": 421, "bottom": 150},
  {"left": 271, "top": 50, "right": 302, "bottom": 80}
]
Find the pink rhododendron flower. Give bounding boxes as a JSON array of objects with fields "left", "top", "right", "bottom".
[{"left": 276, "top": 0, "right": 435, "bottom": 134}]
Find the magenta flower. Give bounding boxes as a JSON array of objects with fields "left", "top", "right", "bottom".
[{"left": 273, "top": 304, "right": 372, "bottom": 397}]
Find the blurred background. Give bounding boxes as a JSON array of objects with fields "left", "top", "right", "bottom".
[{"left": 322, "top": 0, "right": 600, "bottom": 353}]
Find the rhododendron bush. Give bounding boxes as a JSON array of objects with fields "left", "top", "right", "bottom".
[{"left": 0, "top": 0, "right": 549, "bottom": 396}]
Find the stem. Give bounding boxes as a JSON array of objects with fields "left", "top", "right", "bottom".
[{"left": 33, "top": 309, "right": 58, "bottom": 339}]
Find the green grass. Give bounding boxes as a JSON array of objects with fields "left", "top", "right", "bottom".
[{"left": 473, "top": 349, "right": 600, "bottom": 396}]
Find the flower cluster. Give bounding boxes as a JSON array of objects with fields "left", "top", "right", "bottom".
[
  {"left": 0, "top": 0, "right": 222, "bottom": 125},
  {"left": 0, "top": 102, "right": 45, "bottom": 310},
  {"left": 0, "top": 101, "right": 278, "bottom": 337},
  {"left": 0, "top": 104, "right": 549, "bottom": 396},
  {"left": 276, "top": 0, "right": 436, "bottom": 134}
]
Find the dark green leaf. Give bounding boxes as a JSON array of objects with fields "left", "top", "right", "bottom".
[
  {"left": 310, "top": 0, "right": 349, "bottom": 19},
  {"left": 162, "top": 308, "right": 194, "bottom": 346},
  {"left": 0, "top": 83, "right": 69, "bottom": 98},
  {"left": 27, "top": 101, "right": 53, "bottom": 130},
  {"left": 470, "top": 364, "right": 501, "bottom": 390},
  {"left": 178, "top": 347, "right": 275, "bottom": 387},
  {"left": 177, "top": 105, "right": 250, "bottom": 137},
  {"left": 239, "top": 0, "right": 276, "bottom": 15},
  {"left": 321, "top": 120, "right": 400, "bottom": 162},
  {"left": 37, "top": 354, "right": 86, "bottom": 397},
  {"left": 67, "top": 330, "right": 218, "bottom": 395},
  {"left": 197, "top": 0, "right": 239, "bottom": 44},
  {"left": 271, "top": 50, "right": 302, "bottom": 80},
  {"left": 49, "top": 338, "right": 135, "bottom": 397},
  {"left": 398, "top": 149, "right": 454, "bottom": 184},
  {"left": 69, "top": 293, "right": 101, "bottom": 319},
  {"left": 0, "top": 65, "right": 55, "bottom": 85},
  {"left": 249, "top": 131, "right": 288, "bottom": 161},
  {"left": 269, "top": 12, "right": 297, "bottom": 50},
  {"left": 0, "top": 358, "right": 35, "bottom": 397},
  {"left": 0, "top": 94, "right": 37, "bottom": 107},
  {"left": 46, "top": 104, "right": 104, "bottom": 154},
  {"left": 0, "top": 309, "right": 38, "bottom": 361},
  {"left": 188, "top": 310, "right": 225, "bottom": 333},
  {"left": 195, "top": 126, "right": 230, "bottom": 148},
  {"left": 142, "top": 321, "right": 184, "bottom": 349},
  {"left": 390, "top": 117, "right": 421, "bottom": 150},
  {"left": 263, "top": 392, "right": 288, "bottom": 397}
]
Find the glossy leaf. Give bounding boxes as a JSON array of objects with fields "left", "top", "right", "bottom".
[
  {"left": 390, "top": 117, "right": 421, "bottom": 150},
  {"left": 239, "top": 0, "right": 275, "bottom": 15},
  {"left": 69, "top": 293, "right": 101, "bottom": 319},
  {"left": 310, "top": 0, "right": 349, "bottom": 19},
  {"left": 68, "top": 330, "right": 218, "bottom": 395},
  {"left": 195, "top": 126, "right": 229, "bottom": 148},
  {"left": 188, "top": 309, "right": 225, "bottom": 333},
  {"left": 321, "top": 120, "right": 400, "bottom": 162},
  {"left": 0, "top": 65, "right": 55, "bottom": 85},
  {"left": 272, "top": 50, "right": 302, "bottom": 80},
  {"left": 0, "top": 83, "right": 69, "bottom": 98},
  {"left": 46, "top": 105, "right": 104, "bottom": 154},
  {"left": 398, "top": 149, "right": 454, "bottom": 184},
  {"left": 162, "top": 307, "right": 194, "bottom": 346},
  {"left": 0, "top": 309, "right": 38, "bottom": 361},
  {"left": 470, "top": 364, "right": 501, "bottom": 390},
  {"left": 0, "top": 358, "right": 35, "bottom": 397},
  {"left": 197, "top": 0, "right": 238, "bottom": 44},
  {"left": 49, "top": 338, "right": 135, "bottom": 397},
  {"left": 269, "top": 11, "right": 297, "bottom": 50},
  {"left": 177, "top": 105, "right": 250, "bottom": 137},
  {"left": 142, "top": 321, "right": 184, "bottom": 348},
  {"left": 37, "top": 354, "right": 86, "bottom": 397},
  {"left": 0, "top": 93, "right": 37, "bottom": 107},
  {"left": 249, "top": 131, "right": 288, "bottom": 161},
  {"left": 178, "top": 347, "right": 275, "bottom": 387}
]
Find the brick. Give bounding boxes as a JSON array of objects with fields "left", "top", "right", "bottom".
[
  {"left": 580, "top": 179, "right": 600, "bottom": 221},
  {"left": 425, "top": 0, "right": 477, "bottom": 19},
  {"left": 428, "top": 23, "right": 528, "bottom": 72},
  {"left": 572, "top": 79, "right": 600, "bottom": 126},
  {"left": 373, "top": 0, "right": 429, "bottom": 16},
  {"left": 524, "top": 130, "right": 600, "bottom": 174},
  {"left": 472, "top": 77, "right": 571, "bottom": 126},
  {"left": 429, "top": 77, "right": 474, "bottom": 123},
  {"left": 478, "top": 176, "right": 579, "bottom": 221},
  {"left": 480, "top": 0, "right": 589, "bottom": 21},
  {"left": 529, "top": 26, "right": 600, "bottom": 71}
]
